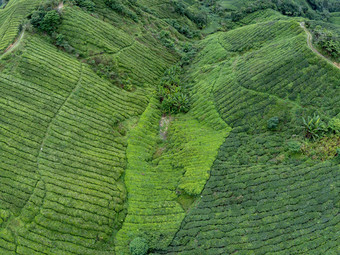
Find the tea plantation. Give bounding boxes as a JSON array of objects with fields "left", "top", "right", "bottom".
[{"left": 0, "top": 0, "right": 339, "bottom": 254}]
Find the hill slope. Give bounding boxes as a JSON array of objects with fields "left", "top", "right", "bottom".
[{"left": 0, "top": 1, "right": 339, "bottom": 255}]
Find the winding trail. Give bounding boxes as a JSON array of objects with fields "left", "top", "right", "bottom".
[
  {"left": 300, "top": 22, "right": 339, "bottom": 69},
  {"left": 0, "top": 29, "right": 24, "bottom": 59},
  {"left": 57, "top": 1, "right": 63, "bottom": 10}
]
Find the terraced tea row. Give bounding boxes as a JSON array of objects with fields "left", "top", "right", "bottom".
[
  {"left": 0, "top": 30, "right": 154, "bottom": 254},
  {"left": 167, "top": 161, "right": 339, "bottom": 254},
  {"left": 60, "top": 6, "right": 176, "bottom": 85},
  {"left": 0, "top": 0, "right": 40, "bottom": 52}
]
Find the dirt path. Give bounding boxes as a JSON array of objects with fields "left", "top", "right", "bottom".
[
  {"left": 57, "top": 1, "right": 63, "bottom": 10},
  {"left": 300, "top": 22, "right": 339, "bottom": 69},
  {"left": 0, "top": 29, "right": 24, "bottom": 60}
]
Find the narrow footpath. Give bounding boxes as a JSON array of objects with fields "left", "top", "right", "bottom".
[{"left": 300, "top": 22, "right": 339, "bottom": 69}]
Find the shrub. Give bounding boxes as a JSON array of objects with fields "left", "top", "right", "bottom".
[
  {"left": 105, "top": 0, "right": 138, "bottom": 21},
  {"left": 157, "top": 66, "right": 190, "bottom": 114},
  {"left": 328, "top": 117, "right": 340, "bottom": 134},
  {"left": 159, "top": 30, "right": 175, "bottom": 49},
  {"left": 287, "top": 141, "right": 301, "bottom": 153},
  {"left": 30, "top": 10, "right": 46, "bottom": 28},
  {"left": 171, "top": 0, "right": 207, "bottom": 28},
  {"left": 30, "top": 9, "right": 61, "bottom": 34},
  {"left": 302, "top": 113, "right": 326, "bottom": 140},
  {"left": 336, "top": 148, "right": 340, "bottom": 161},
  {"left": 77, "top": 0, "right": 95, "bottom": 11},
  {"left": 267, "top": 116, "right": 279, "bottom": 130},
  {"left": 40, "top": 10, "right": 61, "bottom": 34},
  {"left": 129, "top": 237, "right": 148, "bottom": 255}
]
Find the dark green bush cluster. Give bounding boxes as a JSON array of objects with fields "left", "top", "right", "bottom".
[
  {"left": 105, "top": 0, "right": 138, "bottom": 21},
  {"left": 307, "top": 0, "right": 340, "bottom": 12},
  {"left": 267, "top": 116, "right": 279, "bottom": 130},
  {"left": 159, "top": 30, "right": 175, "bottom": 49},
  {"left": 87, "top": 55, "right": 133, "bottom": 91},
  {"left": 336, "top": 148, "right": 340, "bottom": 161},
  {"left": 180, "top": 43, "right": 197, "bottom": 67},
  {"left": 166, "top": 19, "right": 194, "bottom": 38},
  {"left": 70, "top": 0, "right": 95, "bottom": 12},
  {"left": 287, "top": 140, "right": 301, "bottom": 153},
  {"left": 52, "top": 33, "right": 75, "bottom": 53},
  {"left": 310, "top": 25, "right": 340, "bottom": 60},
  {"left": 230, "top": 0, "right": 334, "bottom": 22},
  {"left": 157, "top": 66, "right": 190, "bottom": 114},
  {"left": 172, "top": 0, "right": 207, "bottom": 28},
  {"left": 129, "top": 237, "right": 148, "bottom": 255},
  {"left": 30, "top": 8, "right": 61, "bottom": 34},
  {"left": 231, "top": 0, "right": 276, "bottom": 21}
]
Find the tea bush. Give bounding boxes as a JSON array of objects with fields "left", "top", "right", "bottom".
[{"left": 129, "top": 237, "right": 148, "bottom": 255}]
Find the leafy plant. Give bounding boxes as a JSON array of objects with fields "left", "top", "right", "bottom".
[
  {"left": 30, "top": 6, "right": 61, "bottom": 34},
  {"left": 336, "top": 147, "right": 340, "bottom": 161},
  {"left": 287, "top": 140, "right": 301, "bottom": 153},
  {"left": 157, "top": 66, "right": 190, "bottom": 114},
  {"left": 72, "top": 0, "right": 95, "bottom": 12},
  {"left": 328, "top": 117, "right": 340, "bottom": 134},
  {"left": 129, "top": 237, "right": 148, "bottom": 255},
  {"left": 267, "top": 116, "right": 279, "bottom": 130},
  {"left": 105, "top": 0, "right": 138, "bottom": 21},
  {"left": 302, "top": 113, "right": 326, "bottom": 140}
]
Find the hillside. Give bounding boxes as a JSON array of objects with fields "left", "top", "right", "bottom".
[{"left": 0, "top": 0, "right": 339, "bottom": 255}]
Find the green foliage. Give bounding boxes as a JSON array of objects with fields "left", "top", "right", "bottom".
[
  {"left": 301, "top": 135, "right": 340, "bottom": 160},
  {"left": 180, "top": 43, "right": 198, "bottom": 66},
  {"left": 302, "top": 113, "right": 326, "bottom": 140},
  {"left": 166, "top": 19, "right": 194, "bottom": 38},
  {"left": 129, "top": 237, "right": 148, "bottom": 255},
  {"left": 41, "top": 10, "right": 61, "bottom": 32},
  {"left": 157, "top": 66, "right": 190, "bottom": 114},
  {"left": 71, "top": 0, "right": 95, "bottom": 12},
  {"left": 52, "top": 32, "right": 75, "bottom": 53},
  {"left": 0, "top": 0, "right": 42, "bottom": 52},
  {"left": 231, "top": 0, "right": 276, "bottom": 21},
  {"left": 267, "top": 116, "right": 279, "bottom": 129},
  {"left": 159, "top": 30, "right": 175, "bottom": 49},
  {"left": 287, "top": 140, "right": 301, "bottom": 153},
  {"left": 172, "top": 0, "right": 208, "bottom": 28},
  {"left": 328, "top": 117, "right": 340, "bottom": 133},
  {"left": 30, "top": 9, "right": 61, "bottom": 34},
  {"left": 0, "top": 33, "right": 151, "bottom": 253},
  {"left": 86, "top": 55, "right": 133, "bottom": 91},
  {"left": 104, "top": 0, "right": 138, "bottom": 21}
]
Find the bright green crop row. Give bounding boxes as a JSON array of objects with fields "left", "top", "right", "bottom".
[
  {"left": 0, "top": 0, "right": 41, "bottom": 52},
  {"left": 0, "top": 29, "right": 156, "bottom": 254}
]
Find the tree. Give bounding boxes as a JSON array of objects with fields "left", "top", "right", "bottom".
[
  {"left": 30, "top": 10, "right": 46, "bottom": 28},
  {"left": 40, "top": 10, "right": 61, "bottom": 34}
]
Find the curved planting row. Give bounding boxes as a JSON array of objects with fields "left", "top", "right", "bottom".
[
  {"left": 0, "top": 0, "right": 40, "bottom": 52},
  {"left": 0, "top": 32, "right": 151, "bottom": 254}
]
